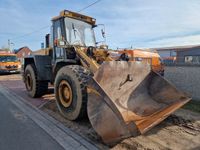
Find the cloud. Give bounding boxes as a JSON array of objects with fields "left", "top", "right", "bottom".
[
  {"left": 142, "top": 35, "right": 200, "bottom": 48},
  {"left": 1, "top": 0, "right": 200, "bottom": 50}
]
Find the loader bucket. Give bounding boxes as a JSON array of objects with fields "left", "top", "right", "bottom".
[{"left": 87, "top": 61, "right": 191, "bottom": 145}]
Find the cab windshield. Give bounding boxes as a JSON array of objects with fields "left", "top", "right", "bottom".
[
  {"left": 0, "top": 56, "right": 17, "bottom": 62},
  {"left": 64, "top": 17, "right": 96, "bottom": 47}
]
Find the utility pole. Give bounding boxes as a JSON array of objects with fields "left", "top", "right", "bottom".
[
  {"left": 8, "top": 39, "right": 14, "bottom": 53},
  {"left": 8, "top": 39, "right": 10, "bottom": 51}
]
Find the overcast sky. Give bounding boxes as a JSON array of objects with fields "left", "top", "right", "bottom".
[{"left": 1, "top": 0, "right": 200, "bottom": 51}]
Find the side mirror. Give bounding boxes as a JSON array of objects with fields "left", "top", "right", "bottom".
[
  {"left": 95, "top": 24, "right": 106, "bottom": 45},
  {"left": 101, "top": 29, "right": 105, "bottom": 38},
  {"left": 98, "top": 24, "right": 106, "bottom": 39}
]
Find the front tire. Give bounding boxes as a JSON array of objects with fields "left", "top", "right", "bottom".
[
  {"left": 55, "top": 65, "right": 90, "bottom": 120},
  {"left": 24, "top": 64, "right": 48, "bottom": 98}
]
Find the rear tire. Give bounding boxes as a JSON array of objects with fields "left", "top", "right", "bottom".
[
  {"left": 55, "top": 65, "right": 91, "bottom": 120},
  {"left": 24, "top": 64, "right": 48, "bottom": 98}
]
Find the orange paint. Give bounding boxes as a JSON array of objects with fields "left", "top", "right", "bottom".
[
  {"left": 117, "top": 49, "right": 164, "bottom": 74},
  {"left": 0, "top": 52, "right": 21, "bottom": 73}
]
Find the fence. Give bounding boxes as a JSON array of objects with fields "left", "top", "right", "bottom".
[{"left": 164, "top": 64, "right": 200, "bottom": 101}]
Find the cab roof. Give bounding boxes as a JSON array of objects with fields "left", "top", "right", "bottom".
[{"left": 52, "top": 10, "right": 96, "bottom": 25}]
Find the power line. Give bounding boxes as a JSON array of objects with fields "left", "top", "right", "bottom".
[
  {"left": 78, "top": 0, "right": 102, "bottom": 12},
  {"left": 9, "top": 0, "right": 102, "bottom": 41},
  {"left": 11, "top": 25, "right": 49, "bottom": 41}
]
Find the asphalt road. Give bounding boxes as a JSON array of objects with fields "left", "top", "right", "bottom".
[{"left": 0, "top": 92, "right": 64, "bottom": 150}]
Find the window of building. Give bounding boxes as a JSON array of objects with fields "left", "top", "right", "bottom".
[
  {"left": 169, "top": 50, "right": 177, "bottom": 57},
  {"left": 185, "top": 55, "right": 200, "bottom": 64}
]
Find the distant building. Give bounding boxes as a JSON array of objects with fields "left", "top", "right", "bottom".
[
  {"left": 154, "top": 45, "right": 200, "bottom": 64},
  {"left": 14, "top": 46, "right": 32, "bottom": 59},
  {"left": 154, "top": 47, "right": 177, "bottom": 58},
  {"left": 176, "top": 45, "right": 200, "bottom": 64}
]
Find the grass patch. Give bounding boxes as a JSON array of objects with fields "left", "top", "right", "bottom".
[{"left": 183, "top": 100, "right": 200, "bottom": 113}]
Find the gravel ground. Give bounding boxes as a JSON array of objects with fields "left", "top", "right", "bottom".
[{"left": 42, "top": 100, "right": 200, "bottom": 150}]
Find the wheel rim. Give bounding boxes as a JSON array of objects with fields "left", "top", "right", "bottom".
[
  {"left": 26, "top": 74, "right": 33, "bottom": 91},
  {"left": 59, "top": 80, "right": 73, "bottom": 108}
]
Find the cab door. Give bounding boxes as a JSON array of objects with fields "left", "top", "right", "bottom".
[{"left": 52, "top": 18, "right": 66, "bottom": 63}]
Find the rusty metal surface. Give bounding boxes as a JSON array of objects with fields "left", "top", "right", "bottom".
[{"left": 87, "top": 61, "right": 191, "bottom": 145}]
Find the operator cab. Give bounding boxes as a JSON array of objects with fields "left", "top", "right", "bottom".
[
  {"left": 50, "top": 10, "right": 98, "bottom": 63},
  {"left": 52, "top": 10, "right": 96, "bottom": 47}
]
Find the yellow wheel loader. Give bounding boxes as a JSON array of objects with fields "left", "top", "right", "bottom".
[{"left": 23, "top": 10, "right": 191, "bottom": 145}]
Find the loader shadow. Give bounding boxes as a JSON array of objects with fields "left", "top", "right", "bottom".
[
  {"left": 144, "top": 114, "right": 200, "bottom": 136},
  {"left": 142, "top": 119, "right": 170, "bottom": 136},
  {"left": 191, "top": 146, "right": 200, "bottom": 150},
  {"left": 40, "top": 94, "right": 107, "bottom": 149}
]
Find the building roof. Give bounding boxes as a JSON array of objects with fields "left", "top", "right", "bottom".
[
  {"left": 14, "top": 46, "right": 32, "bottom": 54},
  {"left": 152, "top": 44, "right": 200, "bottom": 52}
]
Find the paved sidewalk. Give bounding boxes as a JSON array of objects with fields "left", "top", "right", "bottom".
[
  {"left": 0, "top": 91, "right": 63, "bottom": 150},
  {"left": 0, "top": 86, "right": 99, "bottom": 150}
]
